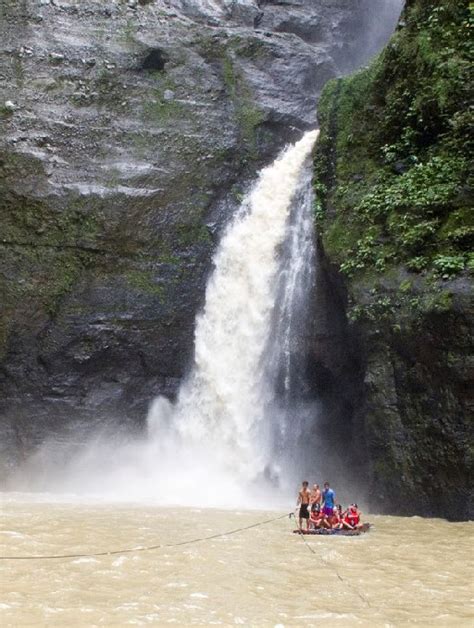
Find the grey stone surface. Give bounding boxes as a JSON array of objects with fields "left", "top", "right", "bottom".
[{"left": 0, "top": 0, "right": 403, "bottom": 471}]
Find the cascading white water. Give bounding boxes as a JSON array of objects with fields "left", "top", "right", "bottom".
[
  {"left": 10, "top": 131, "right": 318, "bottom": 508},
  {"left": 262, "top": 165, "right": 318, "bottom": 476},
  {"left": 144, "top": 130, "right": 319, "bottom": 504}
]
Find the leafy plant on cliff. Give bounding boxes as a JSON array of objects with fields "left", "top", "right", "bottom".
[
  {"left": 221, "top": 54, "right": 265, "bottom": 159},
  {"left": 314, "top": 0, "right": 473, "bottom": 285}
]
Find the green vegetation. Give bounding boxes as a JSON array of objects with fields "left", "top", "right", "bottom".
[
  {"left": 94, "top": 68, "right": 126, "bottom": 109},
  {"left": 313, "top": 3, "right": 472, "bottom": 515},
  {"left": 347, "top": 282, "right": 454, "bottom": 326},
  {"left": 176, "top": 223, "right": 211, "bottom": 247},
  {"left": 120, "top": 18, "right": 139, "bottom": 46},
  {"left": 0, "top": 153, "right": 104, "bottom": 352},
  {"left": 125, "top": 270, "right": 164, "bottom": 299},
  {"left": 314, "top": 1, "right": 473, "bottom": 288},
  {"left": 141, "top": 76, "right": 185, "bottom": 124},
  {"left": 0, "top": 104, "right": 14, "bottom": 118},
  {"left": 12, "top": 55, "right": 25, "bottom": 88},
  {"left": 142, "top": 95, "right": 183, "bottom": 123},
  {"left": 0, "top": 240, "right": 96, "bottom": 357},
  {"left": 0, "top": 135, "right": 218, "bottom": 355},
  {"left": 228, "top": 35, "right": 268, "bottom": 60},
  {"left": 0, "top": 190, "right": 101, "bottom": 250},
  {"left": 196, "top": 33, "right": 265, "bottom": 158},
  {"left": 221, "top": 54, "right": 265, "bottom": 158}
]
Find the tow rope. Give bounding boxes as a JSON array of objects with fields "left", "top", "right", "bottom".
[
  {"left": 3, "top": 509, "right": 372, "bottom": 610},
  {"left": 289, "top": 511, "right": 371, "bottom": 608},
  {"left": 0, "top": 512, "right": 292, "bottom": 561}
]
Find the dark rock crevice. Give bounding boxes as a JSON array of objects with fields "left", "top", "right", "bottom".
[
  {"left": 305, "top": 238, "right": 368, "bottom": 493},
  {"left": 140, "top": 48, "right": 170, "bottom": 71}
]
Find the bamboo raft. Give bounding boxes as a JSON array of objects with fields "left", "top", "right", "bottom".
[{"left": 293, "top": 523, "right": 371, "bottom": 536}]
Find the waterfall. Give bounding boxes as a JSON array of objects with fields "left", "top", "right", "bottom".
[
  {"left": 10, "top": 131, "right": 319, "bottom": 507},
  {"left": 262, "top": 165, "right": 318, "bottom": 480},
  {"left": 145, "top": 130, "right": 319, "bottom": 505}
]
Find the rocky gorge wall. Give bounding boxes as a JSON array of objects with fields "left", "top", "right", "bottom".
[
  {"left": 0, "top": 0, "right": 403, "bottom": 471},
  {"left": 313, "top": 0, "right": 472, "bottom": 520}
]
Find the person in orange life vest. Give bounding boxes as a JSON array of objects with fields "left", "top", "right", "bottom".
[{"left": 342, "top": 504, "right": 361, "bottom": 530}]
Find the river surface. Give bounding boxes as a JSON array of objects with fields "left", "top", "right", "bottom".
[{"left": 1, "top": 496, "right": 473, "bottom": 626}]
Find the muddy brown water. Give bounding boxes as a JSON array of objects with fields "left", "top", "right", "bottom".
[{"left": 1, "top": 496, "right": 473, "bottom": 626}]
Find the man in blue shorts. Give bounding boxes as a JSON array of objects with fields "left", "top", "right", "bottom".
[{"left": 322, "top": 481, "right": 335, "bottom": 517}]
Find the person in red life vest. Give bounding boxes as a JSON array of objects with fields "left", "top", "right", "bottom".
[
  {"left": 309, "top": 504, "right": 325, "bottom": 529},
  {"left": 310, "top": 504, "right": 331, "bottom": 529},
  {"left": 309, "top": 505, "right": 320, "bottom": 529},
  {"left": 342, "top": 504, "right": 362, "bottom": 530},
  {"left": 329, "top": 505, "right": 344, "bottom": 529}
]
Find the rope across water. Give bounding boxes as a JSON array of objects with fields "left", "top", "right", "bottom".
[
  {"left": 290, "top": 511, "right": 372, "bottom": 609},
  {"left": 0, "top": 512, "right": 292, "bottom": 561},
  {"left": 2, "top": 508, "right": 372, "bottom": 610}
]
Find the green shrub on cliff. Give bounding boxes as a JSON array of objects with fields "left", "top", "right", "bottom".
[{"left": 314, "top": 0, "right": 473, "bottom": 282}]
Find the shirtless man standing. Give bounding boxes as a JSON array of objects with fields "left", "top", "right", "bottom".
[
  {"left": 297, "top": 481, "right": 311, "bottom": 530},
  {"left": 309, "top": 483, "right": 322, "bottom": 511}
]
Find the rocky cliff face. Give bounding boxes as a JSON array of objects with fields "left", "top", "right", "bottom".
[
  {"left": 0, "top": 0, "right": 403, "bottom": 470},
  {"left": 313, "top": 0, "right": 472, "bottom": 520}
]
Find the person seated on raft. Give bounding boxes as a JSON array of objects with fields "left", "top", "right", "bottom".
[
  {"left": 309, "top": 504, "right": 330, "bottom": 529},
  {"left": 342, "top": 504, "right": 362, "bottom": 530},
  {"left": 309, "top": 504, "right": 322, "bottom": 528},
  {"left": 328, "top": 505, "right": 344, "bottom": 529}
]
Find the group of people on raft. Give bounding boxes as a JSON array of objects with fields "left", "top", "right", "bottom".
[{"left": 296, "top": 481, "right": 362, "bottom": 531}]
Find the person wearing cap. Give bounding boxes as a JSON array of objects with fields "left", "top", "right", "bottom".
[
  {"left": 309, "top": 504, "right": 319, "bottom": 529},
  {"left": 342, "top": 504, "right": 362, "bottom": 530},
  {"left": 328, "top": 505, "right": 343, "bottom": 529},
  {"left": 309, "top": 503, "right": 326, "bottom": 529}
]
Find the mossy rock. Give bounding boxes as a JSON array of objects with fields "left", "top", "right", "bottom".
[{"left": 314, "top": 0, "right": 473, "bottom": 286}]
